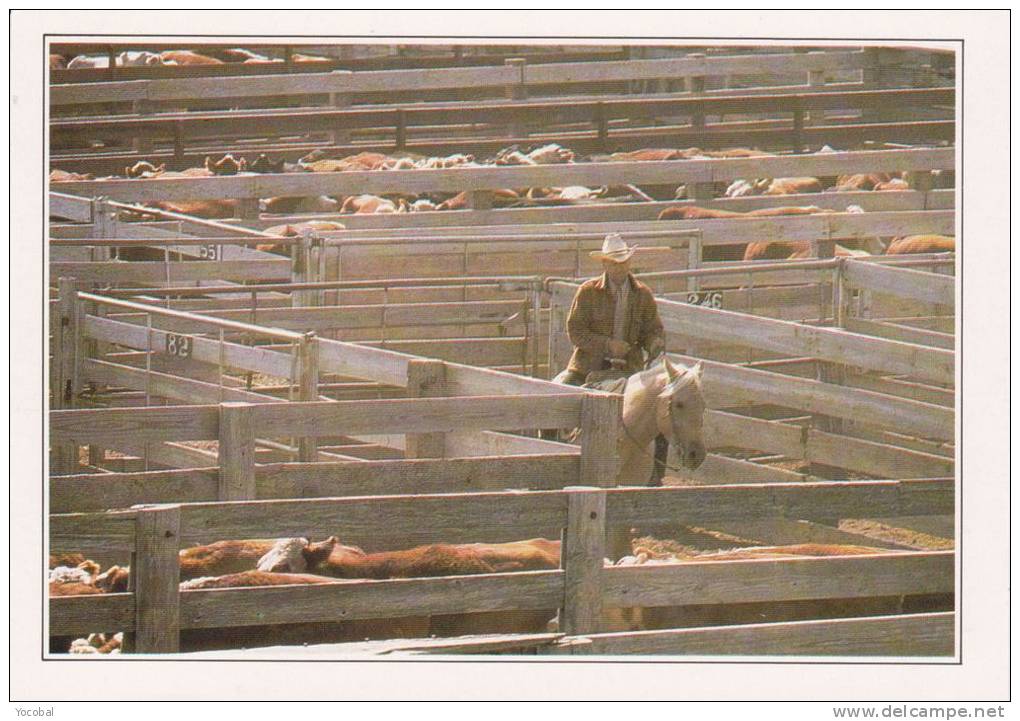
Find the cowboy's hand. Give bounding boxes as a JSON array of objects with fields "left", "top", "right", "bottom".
[
  {"left": 608, "top": 339, "right": 630, "bottom": 357},
  {"left": 647, "top": 337, "right": 666, "bottom": 359}
]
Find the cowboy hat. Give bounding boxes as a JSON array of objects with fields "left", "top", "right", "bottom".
[{"left": 589, "top": 233, "right": 637, "bottom": 263}]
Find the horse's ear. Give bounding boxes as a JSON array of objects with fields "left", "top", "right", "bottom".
[
  {"left": 692, "top": 360, "right": 704, "bottom": 379},
  {"left": 663, "top": 356, "right": 681, "bottom": 382}
]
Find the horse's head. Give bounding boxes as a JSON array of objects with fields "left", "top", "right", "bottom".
[{"left": 656, "top": 357, "right": 707, "bottom": 470}]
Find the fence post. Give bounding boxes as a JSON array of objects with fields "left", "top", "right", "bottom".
[
  {"left": 236, "top": 197, "right": 260, "bottom": 220},
  {"left": 505, "top": 57, "right": 527, "bottom": 139},
  {"left": 131, "top": 504, "right": 181, "bottom": 653},
  {"left": 805, "top": 51, "right": 827, "bottom": 124},
  {"left": 52, "top": 277, "right": 81, "bottom": 474},
  {"left": 329, "top": 70, "right": 354, "bottom": 146},
  {"left": 689, "top": 53, "right": 707, "bottom": 131},
  {"left": 579, "top": 392, "right": 622, "bottom": 486},
  {"left": 406, "top": 359, "right": 447, "bottom": 458},
  {"left": 560, "top": 486, "right": 606, "bottom": 636},
  {"left": 218, "top": 402, "right": 256, "bottom": 500},
  {"left": 298, "top": 333, "right": 320, "bottom": 462},
  {"left": 132, "top": 99, "right": 153, "bottom": 154},
  {"left": 468, "top": 190, "right": 493, "bottom": 210}
]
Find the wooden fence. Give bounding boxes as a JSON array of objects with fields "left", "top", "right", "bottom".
[
  {"left": 48, "top": 478, "right": 954, "bottom": 654},
  {"left": 49, "top": 48, "right": 897, "bottom": 106},
  {"left": 50, "top": 86, "right": 953, "bottom": 161},
  {"left": 51, "top": 147, "right": 955, "bottom": 208}
]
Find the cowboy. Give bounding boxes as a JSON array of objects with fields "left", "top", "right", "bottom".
[{"left": 553, "top": 233, "right": 666, "bottom": 387}]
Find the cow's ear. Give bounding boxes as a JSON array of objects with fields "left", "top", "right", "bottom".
[
  {"left": 204, "top": 156, "right": 213, "bottom": 170},
  {"left": 692, "top": 361, "right": 704, "bottom": 379}
]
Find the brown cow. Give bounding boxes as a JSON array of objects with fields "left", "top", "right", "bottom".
[
  {"left": 261, "top": 196, "right": 339, "bottom": 214},
  {"left": 299, "top": 150, "right": 394, "bottom": 172},
  {"left": 258, "top": 536, "right": 561, "bottom": 578},
  {"left": 885, "top": 234, "right": 955, "bottom": 255},
  {"left": 435, "top": 189, "right": 520, "bottom": 211},
  {"left": 339, "top": 194, "right": 398, "bottom": 214},
  {"left": 180, "top": 570, "right": 336, "bottom": 589},
  {"left": 835, "top": 172, "right": 905, "bottom": 192},
  {"left": 179, "top": 539, "right": 285, "bottom": 580},
  {"left": 49, "top": 169, "right": 93, "bottom": 182},
  {"left": 204, "top": 154, "right": 247, "bottom": 175},
  {"left": 160, "top": 50, "right": 224, "bottom": 65},
  {"left": 143, "top": 199, "right": 237, "bottom": 219}
]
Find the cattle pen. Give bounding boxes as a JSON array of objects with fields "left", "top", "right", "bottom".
[{"left": 46, "top": 41, "right": 957, "bottom": 658}]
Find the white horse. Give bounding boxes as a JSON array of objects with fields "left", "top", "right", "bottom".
[{"left": 615, "top": 356, "right": 707, "bottom": 485}]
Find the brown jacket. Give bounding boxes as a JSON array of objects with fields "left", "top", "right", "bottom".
[{"left": 566, "top": 273, "right": 665, "bottom": 376}]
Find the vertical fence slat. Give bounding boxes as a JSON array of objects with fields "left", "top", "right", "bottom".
[
  {"left": 298, "top": 333, "right": 320, "bottom": 462},
  {"left": 218, "top": 402, "right": 256, "bottom": 500},
  {"left": 579, "top": 392, "right": 623, "bottom": 486},
  {"left": 406, "top": 359, "right": 447, "bottom": 458},
  {"left": 560, "top": 487, "right": 606, "bottom": 636},
  {"left": 132, "top": 505, "right": 181, "bottom": 653}
]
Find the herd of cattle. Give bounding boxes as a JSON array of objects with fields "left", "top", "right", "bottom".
[
  {"left": 50, "top": 142, "right": 955, "bottom": 260},
  {"left": 50, "top": 48, "right": 332, "bottom": 69},
  {"left": 51, "top": 535, "right": 949, "bottom": 654}
]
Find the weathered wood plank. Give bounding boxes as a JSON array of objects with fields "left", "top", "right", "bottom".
[
  {"left": 844, "top": 259, "right": 955, "bottom": 307},
  {"left": 561, "top": 488, "right": 607, "bottom": 635},
  {"left": 50, "top": 467, "right": 219, "bottom": 513},
  {"left": 218, "top": 403, "right": 256, "bottom": 501},
  {"left": 50, "top": 260, "right": 290, "bottom": 284},
  {"left": 255, "top": 454, "right": 581, "bottom": 498},
  {"left": 579, "top": 393, "right": 623, "bottom": 486},
  {"left": 50, "top": 403, "right": 219, "bottom": 443},
  {"left": 246, "top": 395, "right": 583, "bottom": 437},
  {"left": 84, "top": 315, "right": 296, "bottom": 378},
  {"left": 178, "top": 490, "right": 569, "bottom": 550},
  {"left": 602, "top": 551, "right": 953, "bottom": 608},
  {"left": 131, "top": 505, "right": 181, "bottom": 653},
  {"left": 405, "top": 359, "right": 447, "bottom": 459},
  {"left": 605, "top": 478, "right": 954, "bottom": 528},
  {"left": 49, "top": 593, "right": 135, "bottom": 637},
  {"left": 180, "top": 570, "right": 564, "bottom": 629},
  {"left": 49, "top": 50, "right": 873, "bottom": 105},
  {"left": 546, "top": 612, "right": 955, "bottom": 656}
]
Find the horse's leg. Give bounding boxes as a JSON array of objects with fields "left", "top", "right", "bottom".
[{"left": 649, "top": 434, "right": 669, "bottom": 487}]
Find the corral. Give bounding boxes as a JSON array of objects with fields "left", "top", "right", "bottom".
[{"left": 47, "top": 42, "right": 956, "bottom": 657}]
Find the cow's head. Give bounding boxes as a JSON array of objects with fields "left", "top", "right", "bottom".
[{"left": 256, "top": 537, "right": 312, "bottom": 573}]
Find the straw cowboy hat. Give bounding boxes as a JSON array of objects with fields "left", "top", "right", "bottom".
[{"left": 589, "top": 233, "right": 637, "bottom": 263}]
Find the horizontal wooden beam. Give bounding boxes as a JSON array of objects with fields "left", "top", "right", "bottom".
[
  {"left": 548, "top": 611, "right": 954, "bottom": 655},
  {"left": 49, "top": 593, "right": 135, "bottom": 636},
  {"left": 50, "top": 260, "right": 290, "bottom": 284},
  {"left": 51, "top": 403, "right": 219, "bottom": 443},
  {"left": 50, "top": 467, "right": 219, "bottom": 513},
  {"left": 256, "top": 454, "right": 581, "bottom": 499},
  {"left": 844, "top": 259, "right": 955, "bottom": 307},
  {"left": 602, "top": 550, "right": 953, "bottom": 607},
  {"left": 179, "top": 570, "right": 563, "bottom": 629},
  {"left": 50, "top": 50, "right": 873, "bottom": 105},
  {"left": 604, "top": 478, "right": 953, "bottom": 527},
  {"left": 51, "top": 87, "right": 953, "bottom": 143},
  {"left": 244, "top": 395, "right": 583, "bottom": 437},
  {"left": 53, "top": 148, "right": 954, "bottom": 201}
]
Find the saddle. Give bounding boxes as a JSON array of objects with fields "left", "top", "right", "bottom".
[{"left": 581, "top": 370, "right": 629, "bottom": 394}]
